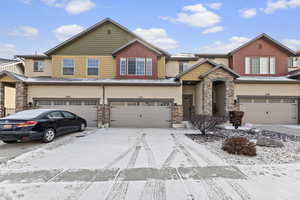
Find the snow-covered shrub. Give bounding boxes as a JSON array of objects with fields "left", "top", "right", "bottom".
[
  {"left": 222, "top": 137, "right": 256, "bottom": 156},
  {"left": 191, "top": 115, "right": 227, "bottom": 135}
]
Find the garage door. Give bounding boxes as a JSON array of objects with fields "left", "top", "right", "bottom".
[
  {"left": 110, "top": 101, "right": 172, "bottom": 128},
  {"left": 239, "top": 97, "right": 298, "bottom": 124},
  {"left": 35, "top": 99, "right": 98, "bottom": 127}
]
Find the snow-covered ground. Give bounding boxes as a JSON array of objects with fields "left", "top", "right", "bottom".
[{"left": 0, "top": 128, "right": 300, "bottom": 199}]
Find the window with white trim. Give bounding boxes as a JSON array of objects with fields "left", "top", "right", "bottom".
[
  {"left": 245, "top": 57, "right": 275, "bottom": 74},
  {"left": 63, "top": 58, "right": 74, "bottom": 75},
  {"left": 33, "top": 61, "right": 44, "bottom": 72},
  {"left": 146, "top": 58, "right": 153, "bottom": 75},
  {"left": 288, "top": 57, "right": 298, "bottom": 68},
  {"left": 87, "top": 58, "right": 99, "bottom": 76},
  {"left": 120, "top": 58, "right": 127, "bottom": 75},
  {"left": 179, "top": 62, "right": 188, "bottom": 73}
]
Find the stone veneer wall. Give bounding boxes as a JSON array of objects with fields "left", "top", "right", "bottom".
[
  {"left": 0, "top": 83, "right": 4, "bottom": 117},
  {"left": 97, "top": 104, "right": 110, "bottom": 127},
  {"left": 15, "top": 82, "right": 28, "bottom": 112},
  {"left": 172, "top": 105, "right": 183, "bottom": 124}
]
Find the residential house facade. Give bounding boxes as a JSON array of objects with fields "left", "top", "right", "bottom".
[{"left": 0, "top": 18, "right": 299, "bottom": 127}]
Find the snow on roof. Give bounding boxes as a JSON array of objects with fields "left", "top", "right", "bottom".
[
  {"left": 236, "top": 76, "right": 300, "bottom": 82},
  {"left": 0, "top": 58, "right": 22, "bottom": 67},
  {"left": 3, "top": 109, "right": 56, "bottom": 120},
  {"left": 171, "top": 53, "right": 196, "bottom": 58}
]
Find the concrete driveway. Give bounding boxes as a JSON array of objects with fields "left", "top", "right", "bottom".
[
  {"left": 254, "top": 124, "right": 300, "bottom": 136},
  {"left": 0, "top": 128, "right": 300, "bottom": 200}
]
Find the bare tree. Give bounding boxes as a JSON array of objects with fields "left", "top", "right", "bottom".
[{"left": 191, "top": 115, "right": 227, "bottom": 135}]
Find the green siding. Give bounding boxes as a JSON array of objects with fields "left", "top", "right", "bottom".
[{"left": 53, "top": 22, "right": 136, "bottom": 55}]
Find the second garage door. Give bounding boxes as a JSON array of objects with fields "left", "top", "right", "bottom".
[
  {"left": 239, "top": 97, "right": 298, "bottom": 124},
  {"left": 110, "top": 100, "right": 172, "bottom": 128},
  {"left": 35, "top": 99, "right": 98, "bottom": 127}
]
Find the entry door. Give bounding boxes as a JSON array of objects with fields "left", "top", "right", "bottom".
[{"left": 183, "top": 95, "right": 193, "bottom": 121}]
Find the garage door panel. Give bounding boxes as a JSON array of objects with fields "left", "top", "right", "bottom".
[{"left": 110, "top": 105, "right": 171, "bottom": 128}]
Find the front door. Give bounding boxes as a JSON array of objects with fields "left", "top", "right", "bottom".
[{"left": 183, "top": 95, "right": 193, "bottom": 121}]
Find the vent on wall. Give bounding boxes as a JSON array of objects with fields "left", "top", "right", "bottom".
[
  {"left": 107, "top": 29, "right": 111, "bottom": 35},
  {"left": 258, "top": 44, "right": 263, "bottom": 49}
]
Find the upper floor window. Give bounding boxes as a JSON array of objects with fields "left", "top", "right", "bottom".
[
  {"left": 179, "top": 62, "right": 188, "bottom": 73},
  {"left": 87, "top": 58, "right": 99, "bottom": 76},
  {"left": 120, "top": 57, "right": 153, "bottom": 76},
  {"left": 288, "top": 57, "right": 298, "bottom": 68},
  {"left": 63, "top": 58, "right": 74, "bottom": 75},
  {"left": 33, "top": 61, "right": 44, "bottom": 72},
  {"left": 245, "top": 57, "right": 275, "bottom": 74}
]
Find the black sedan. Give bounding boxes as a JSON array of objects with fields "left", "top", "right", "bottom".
[{"left": 0, "top": 109, "right": 87, "bottom": 143}]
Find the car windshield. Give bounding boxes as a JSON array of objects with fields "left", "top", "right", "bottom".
[{"left": 3, "top": 109, "right": 55, "bottom": 120}]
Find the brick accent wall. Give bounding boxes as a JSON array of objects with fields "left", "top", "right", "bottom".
[
  {"left": 97, "top": 104, "right": 110, "bottom": 127},
  {"left": 172, "top": 105, "right": 183, "bottom": 124},
  {"left": 15, "top": 82, "right": 28, "bottom": 112}
]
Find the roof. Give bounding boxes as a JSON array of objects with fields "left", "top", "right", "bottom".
[
  {"left": 229, "top": 33, "right": 296, "bottom": 56},
  {"left": 112, "top": 39, "right": 162, "bottom": 55},
  {"left": 44, "top": 18, "right": 170, "bottom": 57},
  {"left": 15, "top": 54, "right": 49, "bottom": 59},
  {"left": 288, "top": 69, "right": 300, "bottom": 79},
  {"left": 0, "top": 58, "right": 23, "bottom": 67},
  {"left": 176, "top": 59, "right": 239, "bottom": 79},
  {"left": 0, "top": 70, "right": 180, "bottom": 86},
  {"left": 296, "top": 50, "right": 300, "bottom": 56},
  {"left": 195, "top": 54, "right": 228, "bottom": 58},
  {"left": 169, "top": 53, "right": 199, "bottom": 61},
  {"left": 235, "top": 76, "right": 300, "bottom": 83}
]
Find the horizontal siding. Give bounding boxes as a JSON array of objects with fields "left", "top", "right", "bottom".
[
  {"left": 181, "top": 63, "right": 213, "bottom": 81},
  {"left": 157, "top": 56, "right": 166, "bottom": 78},
  {"left": 53, "top": 23, "right": 136, "bottom": 55}
]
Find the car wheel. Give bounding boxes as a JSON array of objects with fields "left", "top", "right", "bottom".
[
  {"left": 2, "top": 140, "right": 17, "bottom": 144},
  {"left": 42, "top": 128, "right": 56, "bottom": 143},
  {"left": 79, "top": 123, "right": 86, "bottom": 132}
]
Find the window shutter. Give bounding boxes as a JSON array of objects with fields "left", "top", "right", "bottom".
[
  {"left": 260, "top": 57, "right": 269, "bottom": 74},
  {"left": 245, "top": 57, "right": 250, "bottom": 74},
  {"left": 270, "top": 57, "right": 276, "bottom": 74}
]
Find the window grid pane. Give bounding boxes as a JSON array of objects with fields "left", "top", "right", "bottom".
[
  {"left": 120, "top": 58, "right": 126, "bottom": 75},
  {"left": 87, "top": 59, "right": 99, "bottom": 76},
  {"left": 251, "top": 58, "right": 260, "bottom": 74},
  {"left": 128, "top": 58, "right": 136, "bottom": 75},
  {"left": 34, "top": 61, "right": 44, "bottom": 72},
  {"left": 136, "top": 58, "right": 145, "bottom": 75},
  {"left": 63, "top": 59, "right": 74, "bottom": 75},
  {"left": 146, "top": 58, "right": 152, "bottom": 76}
]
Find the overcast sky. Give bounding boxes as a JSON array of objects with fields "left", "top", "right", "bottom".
[{"left": 1, "top": 0, "right": 300, "bottom": 58}]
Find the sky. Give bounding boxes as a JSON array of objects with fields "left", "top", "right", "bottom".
[{"left": 1, "top": 0, "right": 300, "bottom": 58}]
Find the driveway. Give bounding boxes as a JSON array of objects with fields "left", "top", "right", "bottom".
[
  {"left": 254, "top": 124, "right": 300, "bottom": 136},
  {"left": 0, "top": 128, "right": 300, "bottom": 200}
]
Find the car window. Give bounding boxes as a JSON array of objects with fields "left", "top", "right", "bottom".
[
  {"left": 62, "top": 111, "right": 76, "bottom": 119},
  {"left": 47, "top": 111, "right": 63, "bottom": 119}
]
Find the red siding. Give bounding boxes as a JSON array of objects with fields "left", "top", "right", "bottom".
[
  {"left": 115, "top": 42, "right": 158, "bottom": 79},
  {"left": 231, "top": 38, "right": 289, "bottom": 76}
]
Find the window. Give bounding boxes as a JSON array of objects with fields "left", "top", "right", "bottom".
[
  {"left": 37, "top": 100, "right": 51, "bottom": 105},
  {"left": 48, "top": 112, "right": 63, "bottom": 119},
  {"left": 33, "top": 61, "right": 44, "bottom": 72},
  {"left": 120, "top": 58, "right": 127, "bottom": 75},
  {"left": 245, "top": 57, "right": 275, "bottom": 74},
  {"left": 62, "top": 111, "right": 76, "bottom": 119},
  {"left": 179, "top": 62, "right": 188, "bottom": 73},
  {"left": 63, "top": 58, "right": 74, "bottom": 75},
  {"left": 87, "top": 59, "right": 99, "bottom": 76},
  {"left": 288, "top": 57, "right": 297, "bottom": 68},
  {"left": 84, "top": 100, "right": 98, "bottom": 105},
  {"left": 146, "top": 58, "right": 152, "bottom": 75},
  {"left": 69, "top": 100, "right": 82, "bottom": 106},
  {"left": 128, "top": 58, "right": 136, "bottom": 75},
  {"left": 54, "top": 100, "right": 67, "bottom": 105},
  {"left": 136, "top": 58, "right": 145, "bottom": 75}
]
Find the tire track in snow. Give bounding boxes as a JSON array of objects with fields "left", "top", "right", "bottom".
[
  {"left": 178, "top": 135, "right": 252, "bottom": 200},
  {"left": 139, "top": 134, "right": 166, "bottom": 200},
  {"left": 161, "top": 148, "right": 179, "bottom": 168},
  {"left": 171, "top": 134, "right": 234, "bottom": 200}
]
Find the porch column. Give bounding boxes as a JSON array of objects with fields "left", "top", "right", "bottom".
[
  {"left": 15, "top": 82, "right": 28, "bottom": 112},
  {"left": 225, "top": 79, "right": 235, "bottom": 113},
  {"left": 203, "top": 78, "right": 213, "bottom": 115},
  {"left": 0, "top": 82, "right": 5, "bottom": 117}
]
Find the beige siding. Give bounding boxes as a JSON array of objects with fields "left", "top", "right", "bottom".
[
  {"left": 24, "top": 59, "right": 52, "bottom": 77},
  {"left": 52, "top": 55, "right": 115, "bottom": 78},
  {"left": 4, "top": 87, "right": 15, "bottom": 109},
  {"left": 235, "top": 83, "right": 300, "bottom": 97},
  {"left": 213, "top": 58, "right": 229, "bottom": 66},
  {"left": 157, "top": 56, "right": 166, "bottom": 78},
  {"left": 105, "top": 85, "right": 182, "bottom": 105},
  {"left": 183, "top": 85, "right": 196, "bottom": 106},
  {"left": 53, "top": 22, "right": 136, "bottom": 55},
  {"left": 27, "top": 85, "right": 102, "bottom": 103},
  {"left": 181, "top": 63, "right": 213, "bottom": 81}
]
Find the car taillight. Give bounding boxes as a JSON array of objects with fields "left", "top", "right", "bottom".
[{"left": 17, "top": 121, "right": 38, "bottom": 128}]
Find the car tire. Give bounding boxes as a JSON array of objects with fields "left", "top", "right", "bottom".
[
  {"left": 2, "top": 140, "right": 17, "bottom": 144},
  {"left": 42, "top": 128, "right": 56, "bottom": 143},
  {"left": 79, "top": 123, "right": 86, "bottom": 132}
]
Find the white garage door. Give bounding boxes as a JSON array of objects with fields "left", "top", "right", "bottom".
[
  {"left": 239, "top": 97, "right": 298, "bottom": 124},
  {"left": 110, "top": 101, "right": 172, "bottom": 128},
  {"left": 35, "top": 99, "right": 98, "bottom": 127}
]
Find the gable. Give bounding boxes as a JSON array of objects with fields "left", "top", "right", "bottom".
[
  {"left": 0, "top": 75, "right": 16, "bottom": 83},
  {"left": 181, "top": 63, "right": 214, "bottom": 81},
  {"left": 52, "top": 22, "right": 136, "bottom": 55}
]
